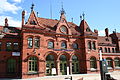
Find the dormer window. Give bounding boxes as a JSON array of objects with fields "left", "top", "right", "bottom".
[{"left": 30, "top": 20, "right": 36, "bottom": 25}]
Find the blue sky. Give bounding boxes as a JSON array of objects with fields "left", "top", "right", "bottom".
[{"left": 0, "top": 0, "right": 120, "bottom": 36}]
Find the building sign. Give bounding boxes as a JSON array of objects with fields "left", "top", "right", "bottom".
[
  {"left": 53, "top": 49, "right": 73, "bottom": 51},
  {"left": 12, "top": 52, "right": 20, "bottom": 56},
  {"left": 52, "top": 68, "right": 56, "bottom": 75}
]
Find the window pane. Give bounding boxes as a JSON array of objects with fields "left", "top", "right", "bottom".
[
  {"left": 73, "top": 43, "right": 78, "bottom": 49},
  {"left": 114, "top": 58, "right": 120, "bottom": 67},
  {"left": 28, "top": 57, "right": 38, "bottom": 72},
  {"left": 90, "top": 57, "right": 97, "bottom": 69},
  {"left": 6, "top": 42, "right": 12, "bottom": 51},
  {"left": 61, "top": 42, "right": 67, "bottom": 49},
  {"left": 34, "top": 38, "right": 40, "bottom": 48},
  {"left": 7, "top": 59, "right": 16, "bottom": 74},
  {"left": 88, "top": 41, "right": 91, "bottom": 50},
  {"left": 92, "top": 42, "right": 96, "bottom": 50},
  {"left": 13, "top": 42, "right": 19, "bottom": 51},
  {"left": 28, "top": 38, "right": 33, "bottom": 48},
  {"left": 48, "top": 41, "right": 54, "bottom": 49}
]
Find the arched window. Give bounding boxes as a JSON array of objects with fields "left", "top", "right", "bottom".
[
  {"left": 105, "top": 47, "right": 107, "bottom": 53},
  {"left": 114, "top": 58, "right": 120, "bottom": 68},
  {"left": 112, "top": 48, "right": 115, "bottom": 53},
  {"left": 48, "top": 41, "right": 54, "bottom": 49},
  {"left": 61, "top": 42, "right": 67, "bottom": 49},
  {"left": 13, "top": 42, "right": 19, "bottom": 51},
  {"left": 30, "top": 20, "right": 36, "bottom": 25},
  {"left": 108, "top": 48, "right": 111, "bottom": 53},
  {"left": 106, "top": 58, "right": 113, "bottom": 69},
  {"left": 73, "top": 43, "right": 78, "bottom": 49},
  {"left": 7, "top": 58, "right": 16, "bottom": 74},
  {"left": 88, "top": 41, "right": 91, "bottom": 50},
  {"left": 90, "top": 57, "right": 97, "bottom": 70},
  {"left": 28, "top": 37, "right": 33, "bottom": 48},
  {"left": 72, "top": 55, "right": 79, "bottom": 74},
  {"left": 46, "top": 55, "right": 55, "bottom": 75},
  {"left": 46, "top": 55, "right": 54, "bottom": 61},
  {"left": 34, "top": 37, "right": 40, "bottom": 48},
  {"left": 28, "top": 56, "right": 38, "bottom": 72},
  {"left": 60, "top": 55, "right": 67, "bottom": 61},
  {"left": 100, "top": 47, "right": 103, "bottom": 52},
  {"left": 59, "top": 55, "right": 67, "bottom": 75},
  {"left": 92, "top": 42, "right": 96, "bottom": 50},
  {"left": 6, "top": 42, "right": 12, "bottom": 51}
]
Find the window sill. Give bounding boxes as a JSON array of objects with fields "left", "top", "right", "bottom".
[
  {"left": 115, "top": 67, "right": 120, "bottom": 69},
  {"left": 27, "top": 71, "right": 39, "bottom": 75},
  {"left": 90, "top": 68, "right": 97, "bottom": 72},
  {"left": 107, "top": 67, "right": 113, "bottom": 70}
]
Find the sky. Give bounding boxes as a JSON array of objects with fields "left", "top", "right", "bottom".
[{"left": 0, "top": 0, "right": 120, "bottom": 36}]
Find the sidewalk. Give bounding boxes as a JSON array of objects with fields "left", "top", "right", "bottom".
[{"left": 0, "top": 71, "right": 120, "bottom": 80}]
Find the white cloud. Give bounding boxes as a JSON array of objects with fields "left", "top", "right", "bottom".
[
  {"left": 0, "top": 0, "right": 21, "bottom": 14},
  {"left": 13, "top": 0, "right": 22, "bottom": 3},
  {"left": 98, "top": 30, "right": 105, "bottom": 36},
  {"left": 0, "top": 16, "right": 21, "bottom": 27}
]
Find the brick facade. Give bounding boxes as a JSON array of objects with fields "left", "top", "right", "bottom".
[{"left": 0, "top": 9, "right": 120, "bottom": 79}]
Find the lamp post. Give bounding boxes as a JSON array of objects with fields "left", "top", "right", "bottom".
[{"left": 99, "top": 50, "right": 107, "bottom": 80}]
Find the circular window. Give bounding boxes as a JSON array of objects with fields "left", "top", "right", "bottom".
[{"left": 60, "top": 26, "right": 67, "bottom": 33}]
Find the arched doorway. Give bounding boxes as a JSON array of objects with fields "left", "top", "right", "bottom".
[
  {"left": 7, "top": 58, "right": 16, "bottom": 74},
  {"left": 46, "top": 55, "right": 55, "bottom": 76},
  {"left": 72, "top": 55, "right": 79, "bottom": 74},
  {"left": 60, "top": 55, "right": 67, "bottom": 75}
]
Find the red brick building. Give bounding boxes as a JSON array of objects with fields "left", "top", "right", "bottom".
[{"left": 0, "top": 7, "right": 120, "bottom": 79}]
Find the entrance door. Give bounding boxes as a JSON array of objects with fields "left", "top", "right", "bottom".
[
  {"left": 46, "top": 55, "right": 55, "bottom": 76},
  {"left": 46, "top": 61, "right": 55, "bottom": 75},
  {"left": 7, "top": 58, "right": 16, "bottom": 74},
  {"left": 60, "top": 61, "right": 67, "bottom": 75}
]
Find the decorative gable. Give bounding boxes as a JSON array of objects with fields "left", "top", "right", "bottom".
[
  {"left": 56, "top": 14, "right": 72, "bottom": 35},
  {"left": 26, "top": 11, "right": 42, "bottom": 27}
]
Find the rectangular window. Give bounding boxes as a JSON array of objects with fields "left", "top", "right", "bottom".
[
  {"left": 6, "top": 42, "right": 12, "bottom": 51},
  {"left": 13, "top": 42, "right": 19, "bottom": 51}
]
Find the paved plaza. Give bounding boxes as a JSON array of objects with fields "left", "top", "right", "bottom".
[{"left": 0, "top": 71, "right": 120, "bottom": 80}]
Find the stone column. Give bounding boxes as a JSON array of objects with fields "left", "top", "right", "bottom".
[
  {"left": 69, "top": 60, "right": 72, "bottom": 75},
  {"left": 56, "top": 60, "right": 60, "bottom": 75}
]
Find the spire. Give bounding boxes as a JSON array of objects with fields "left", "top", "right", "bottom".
[
  {"left": 31, "top": 3, "right": 34, "bottom": 12},
  {"left": 5, "top": 18, "right": 8, "bottom": 27},
  {"left": 80, "top": 15, "right": 82, "bottom": 21},
  {"left": 82, "top": 12, "right": 85, "bottom": 20},
  {"left": 22, "top": 10, "right": 25, "bottom": 25},
  {"left": 60, "top": 2, "right": 66, "bottom": 15}
]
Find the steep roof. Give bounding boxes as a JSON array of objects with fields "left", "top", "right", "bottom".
[
  {"left": 98, "top": 36, "right": 116, "bottom": 46},
  {"left": 36, "top": 17, "right": 81, "bottom": 35},
  {"left": 116, "top": 33, "right": 120, "bottom": 38}
]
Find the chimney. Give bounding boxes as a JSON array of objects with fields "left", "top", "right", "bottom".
[
  {"left": 105, "top": 28, "right": 109, "bottom": 37},
  {"left": 22, "top": 10, "right": 25, "bottom": 26},
  {"left": 94, "top": 29, "right": 98, "bottom": 34}
]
